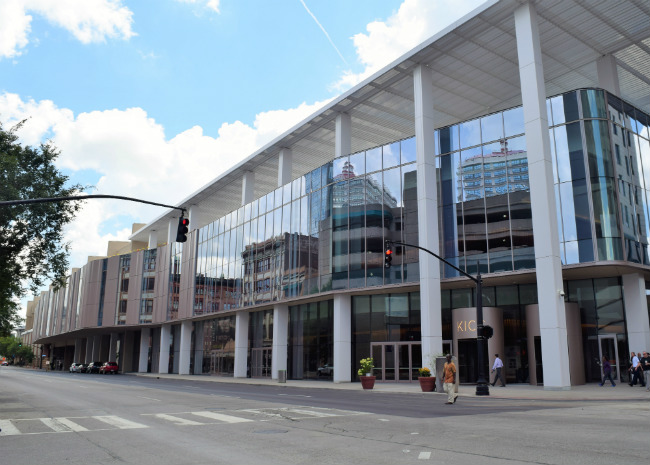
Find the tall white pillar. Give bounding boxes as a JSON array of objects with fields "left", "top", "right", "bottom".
[
  {"left": 109, "top": 332, "right": 119, "bottom": 361},
  {"left": 272, "top": 304, "right": 289, "bottom": 379},
  {"left": 515, "top": 2, "right": 570, "bottom": 390},
  {"left": 85, "top": 338, "right": 93, "bottom": 363},
  {"left": 278, "top": 148, "right": 293, "bottom": 187},
  {"left": 178, "top": 320, "right": 192, "bottom": 375},
  {"left": 139, "top": 328, "right": 150, "bottom": 373},
  {"left": 92, "top": 335, "right": 101, "bottom": 361},
  {"left": 189, "top": 205, "right": 201, "bottom": 232},
  {"left": 333, "top": 294, "right": 351, "bottom": 383},
  {"left": 414, "top": 64, "right": 443, "bottom": 361},
  {"left": 158, "top": 324, "right": 171, "bottom": 374},
  {"left": 234, "top": 311, "right": 250, "bottom": 378},
  {"left": 242, "top": 171, "right": 255, "bottom": 206},
  {"left": 74, "top": 338, "right": 82, "bottom": 363},
  {"left": 335, "top": 113, "right": 351, "bottom": 158},
  {"left": 167, "top": 218, "right": 177, "bottom": 244},
  {"left": 596, "top": 54, "right": 621, "bottom": 97},
  {"left": 193, "top": 321, "right": 204, "bottom": 374},
  {"left": 148, "top": 231, "right": 158, "bottom": 249},
  {"left": 622, "top": 274, "right": 650, "bottom": 352}
]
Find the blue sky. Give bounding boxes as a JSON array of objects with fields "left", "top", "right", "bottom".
[{"left": 0, "top": 0, "right": 484, "bottom": 313}]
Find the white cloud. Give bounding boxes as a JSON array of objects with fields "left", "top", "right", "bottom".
[
  {"left": 0, "top": 0, "right": 134, "bottom": 59},
  {"left": 0, "top": 1, "right": 31, "bottom": 59},
  {"left": 175, "top": 0, "right": 221, "bottom": 14},
  {"left": 331, "top": 0, "right": 485, "bottom": 91},
  {"left": 0, "top": 92, "right": 330, "bottom": 273}
]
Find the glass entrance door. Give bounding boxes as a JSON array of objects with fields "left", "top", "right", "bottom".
[
  {"left": 251, "top": 347, "right": 272, "bottom": 378},
  {"left": 458, "top": 339, "right": 478, "bottom": 384},
  {"left": 370, "top": 342, "right": 421, "bottom": 382},
  {"left": 598, "top": 334, "right": 620, "bottom": 383}
]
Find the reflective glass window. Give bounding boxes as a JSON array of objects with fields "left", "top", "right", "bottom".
[
  {"left": 438, "top": 152, "right": 461, "bottom": 206},
  {"left": 283, "top": 184, "right": 291, "bottom": 205},
  {"left": 460, "top": 118, "right": 481, "bottom": 149},
  {"left": 550, "top": 91, "right": 579, "bottom": 125},
  {"left": 310, "top": 166, "right": 322, "bottom": 192},
  {"left": 554, "top": 122, "right": 586, "bottom": 183},
  {"left": 592, "top": 177, "right": 621, "bottom": 241},
  {"left": 581, "top": 89, "right": 607, "bottom": 119},
  {"left": 366, "top": 147, "right": 382, "bottom": 173},
  {"left": 503, "top": 106, "right": 525, "bottom": 137},
  {"left": 322, "top": 161, "right": 333, "bottom": 186},
  {"left": 438, "top": 125, "right": 459, "bottom": 154},
  {"left": 383, "top": 142, "right": 400, "bottom": 169},
  {"left": 585, "top": 120, "right": 614, "bottom": 178},
  {"left": 333, "top": 155, "right": 349, "bottom": 180},
  {"left": 349, "top": 151, "right": 365, "bottom": 177},
  {"left": 266, "top": 190, "right": 274, "bottom": 212},
  {"left": 480, "top": 113, "right": 503, "bottom": 144},
  {"left": 292, "top": 177, "right": 302, "bottom": 201},
  {"left": 400, "top": 137, "right": 416, "bottom": 164}
]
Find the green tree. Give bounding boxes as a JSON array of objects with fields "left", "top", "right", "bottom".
[
  {"left": 0, "top": 335, "right": 34, "bottom": 365},
  {"left": 0, "top": 121, "right": 85, "bottom": 336}
]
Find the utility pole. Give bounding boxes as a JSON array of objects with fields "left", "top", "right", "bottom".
[{"left": 386, "top": 239, "right": 490, "bottom": 396}]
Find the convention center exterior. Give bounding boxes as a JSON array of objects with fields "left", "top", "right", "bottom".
[{"left": 23, "top": 0, "right": 650, "bottom": 390}]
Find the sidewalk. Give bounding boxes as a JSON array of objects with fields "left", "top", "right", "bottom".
[{"left": 129, "top": 372, "right": 650, "bottom": 401}]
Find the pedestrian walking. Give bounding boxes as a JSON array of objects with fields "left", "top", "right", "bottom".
[
  {"left": 599, "top": 356, "right": 616, "bottom": 386},
  {"left": 491, "top": 354, "right": 506, "bottom": 387},
  {"left": 628, "top": 352, "right": 645, "bottom": 386},
  {"left": 640, "top": 351, "right": 650, "bottom": 391},
  {"left": 443, "top": 354, "right": 458, "bottom": 404}
]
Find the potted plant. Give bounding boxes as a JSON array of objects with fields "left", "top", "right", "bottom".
[
  {"left": 418, "top": 367, "right": 436, "bottom": 392},
  {"left": 358, "top": 357, "right": 375, "bottom": 390}
]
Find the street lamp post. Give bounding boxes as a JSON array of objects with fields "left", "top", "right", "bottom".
[{"left": 387, "top": 240, "right": 490, "bottom": 396}]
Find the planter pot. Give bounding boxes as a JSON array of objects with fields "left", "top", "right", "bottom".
[
  {"left": 360, "top": 375, "right": 376, "bottom": 390},
  {"left": 419, "top": 376, "right": 436, "bottom": 392}
]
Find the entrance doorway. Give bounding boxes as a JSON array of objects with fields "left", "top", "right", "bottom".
[
  {"left": 457, "top": 339, "right": 478, "bottom": 384},
  {"left": 251, "top": 347, "right": 272, "bottom": 378},
  {"left": 209, "top": 350, "right": 234, "bottom": 375},
  {"left": 370, "top": 342, "right": 421, "bottom": 382},
  {"left": 598, "top": 334, "right": 620, "bottom": 383}
]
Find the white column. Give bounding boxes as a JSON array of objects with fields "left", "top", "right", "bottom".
[
  {"left": 92, "top": 335, "right": 101, "bottom": 360},
  {"left": 515, "top": 2, "right": 570, "bottom": 390},
  {"left": 596, "top": 54, "right": 621, "bottom": 97},
  {"left": 414, "top": 64, "right": 443, "bottom": 361},
  {"left": 139, "top": 328, "right": 150, "bottom": 372},
  {"left": 158, "top": 324, "right": 171, "bottom": 374},
  {"left": 335, "top": 113, "right": 351, "bottom": 158},
  {"left": 234, "top": 311, "right": 250, "bottom": 378},
  {"left": 194, "top": 321, "right": 204, "bottom": 374},
  {"left": 178, "top": 320, "right": 192, "bottom": 375},
  {"left": 278, "top": 148, "right": 293, "bottom": 187},
  {"left": 85, "top": 338, "right": 93, "bottom": 363},
  {"left": 622, "top": 274, "right": 650, "bottom": 352},
  {"left": 242, "top": 171, "right": 255, "bottom": 206},
  {"left": 333, "top": 294, "right": 351, "bottom": 383},
  {"left": 272, "top": 304, "right": 289, "bottom": 379},
  {"left": 148, "top": 231, "right": 158, "bottom": 249},
  {"left": 189, "top": 205, "right": 201, "bottom": 231},
  {"left": 109, "top": 333, "right": 119, "bottom": 361},
  {"left": 74, "top": 339, "right": 82, "bottom": 363},
  {"left": 167, "top": 219, "right": 176, "bottom": 244}
]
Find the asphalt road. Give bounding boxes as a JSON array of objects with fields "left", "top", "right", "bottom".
[{"left": 1, "top": 367, "right": 647, "bottom": 465}]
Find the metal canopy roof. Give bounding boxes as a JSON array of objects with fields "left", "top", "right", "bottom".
[{"left": 131, "top": 0, "right": 650, "bottom": 242}]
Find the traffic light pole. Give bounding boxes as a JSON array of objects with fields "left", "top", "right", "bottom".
[{"left": 387, "top": 240, "right": 489, "bottom": 396}]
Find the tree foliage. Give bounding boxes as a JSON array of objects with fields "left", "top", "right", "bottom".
[
  {"left": 0, "top": 121, "right": 85, "bottom": 336},
  {"left": 0, "top": 335, "right": 34, "bottom": 365}
]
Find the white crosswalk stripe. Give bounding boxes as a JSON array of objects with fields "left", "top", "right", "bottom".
[
  {"left": 53, "top": 417, "right": 89, "bottom": 432},
  {"left": 0, "top": 420, "right": 21, "bottom": 436},
  {"left": 90, "top": 416, "right": 148, "bottom": 430},
  {"left": 191, "top": 411, "right": 253, "bottom": 423},
  {"left": 152, "top": 413, "right": 204, "bottom": 426}
]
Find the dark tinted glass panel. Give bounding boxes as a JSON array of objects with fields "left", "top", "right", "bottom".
[
  {"left": 581, "top": 89, "right": 607, "bottom": 119},
  {"left": 438, "top": 125, "right": 459, "bottom": 154},
  {"left": 585, "top": 120, "right": 614, "bottom": 178},
  {"left": 591, "top": 177, "right": 621, "bottom": 241},
  {"left": 402, "top": 164, "right": 419, "bottom": 282}
]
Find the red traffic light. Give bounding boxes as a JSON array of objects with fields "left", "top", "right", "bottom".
[{"left": 176, "top": 216, "right": 190, "bottom": 242}]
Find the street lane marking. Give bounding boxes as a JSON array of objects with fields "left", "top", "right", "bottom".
[
  {"left": 152, "top": 414, "right": 204, "bottom": 426},
  {"left": 418, "top": 452, "right": 431, "bottom": 460},
  {"left": 286, "top": 408, "right": 338, "bottom": 417},
  {"left": 191, "top": 411, "right": 253, "bottom": 423},
  {"left": 0, "top": 420, "right": 21, "bottom": 436},
  {"left": 94, "top": 416, "right": 148, "bottom": 429},
  {"left": 138, "top": 396, "right": 161, "bottom": 402}
]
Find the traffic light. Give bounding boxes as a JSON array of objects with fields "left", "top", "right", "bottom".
[
  {"left": 480, "top": 325, "right": 494, "bottom": 339},
  {"left": 176, "top": 216, "right": 189, "bottom": 243},
  {"left": 384, "top": 241, "right": 393, "bottom": 268}
]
